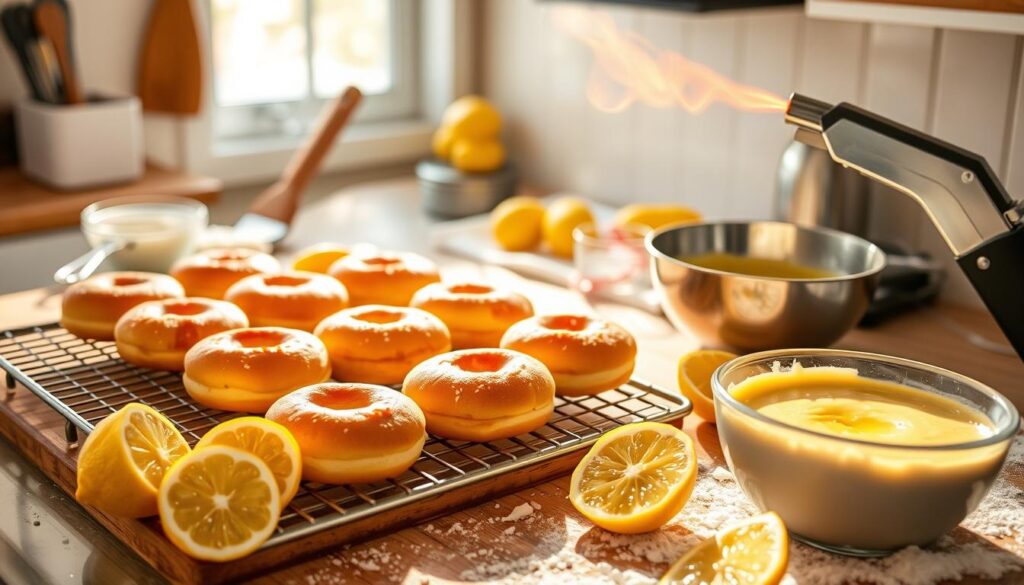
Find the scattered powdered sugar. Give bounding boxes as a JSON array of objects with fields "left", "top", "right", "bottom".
[
  {"left": 502, "top": 502, "right": 537, "bottom": 522},
  {"left": 287, "top": 439, "right": 1024, "bottom": 585}
]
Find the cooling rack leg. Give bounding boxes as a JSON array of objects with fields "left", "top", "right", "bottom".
[
  {"left": 64, "top": 421, "right": 78, "bottom": 444},
  {"left": 5, "top": 372, "right": 13, "bottom": 393}
]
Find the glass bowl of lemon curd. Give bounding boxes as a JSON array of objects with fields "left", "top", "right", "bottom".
[{"left": 712, "top": 349, "right": 1018, "bottom": 557}]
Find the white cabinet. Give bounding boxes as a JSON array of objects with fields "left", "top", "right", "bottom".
[{"left": 807, "top": 1, "right": 1024, "bottom": 35}]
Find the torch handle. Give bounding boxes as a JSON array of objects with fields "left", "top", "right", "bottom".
[{"left": 957, "top": 227, "right": 1024, "bottom": 360}]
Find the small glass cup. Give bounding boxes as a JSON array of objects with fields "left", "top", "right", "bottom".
[
  {"left": 712, "top": 349, "right": 1019, "bottom": 556},
  {"left": 81, "top": 195, "right": 209, "bottom": 273},
  {"left": 571, "top": 222, "right": 651, "bottom": 297}
]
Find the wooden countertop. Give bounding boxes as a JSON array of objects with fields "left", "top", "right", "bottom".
[
  {"left": 1, "top": 177, "right": 1023, "bottom": 584},
  {"left": 0, "top": 165, "right": 222, "bottom": 237}
]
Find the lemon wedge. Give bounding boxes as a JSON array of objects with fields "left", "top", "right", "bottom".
[
  {"left": 75, "top": 403, "right": 191, "bottom": 518},
  {"left": 660, "top": 512, "right": 790, "bottom": 585},
  {"left": 491, "top": 195, "right": 546, "bottom": 251},
  {"left": 195, "top": 417, "right": 302, "bottom": 510},
  {"left": 158, "top": 445, "right": 280, "bottom": 562},
  {"left": 678, "top": 350, "right": 737, "bottom": 423},
  {"left": 570, "top": 422, "right": 697, "bottom": 534}
]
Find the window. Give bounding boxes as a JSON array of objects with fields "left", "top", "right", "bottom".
[{"left": 209, "top": 0, "right": 418, "bottom": 146}]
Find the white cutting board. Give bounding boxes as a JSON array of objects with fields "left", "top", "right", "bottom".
[{"left": 430, "top": 201, "right": 662, "bottom": 314}]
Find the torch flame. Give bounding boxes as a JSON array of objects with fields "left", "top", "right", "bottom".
[{"left": 553, "top": 7, "right": 787, "bottom": 114}]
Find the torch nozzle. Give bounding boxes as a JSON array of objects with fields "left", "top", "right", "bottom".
[{"left": 785, "top": 93, "right": 833, "bottom": 132}]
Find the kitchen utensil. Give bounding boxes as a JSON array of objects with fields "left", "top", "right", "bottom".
[
  {"left": 0, "top": 322, "right": 687, "bottom": 584},
  {"left": 1, "top": 4, "right": 46, "bottom": 101},
  {"left": 571, "top": 222, "right": 650, "bottom": 297},
  {"left": 54, "top": 195, "right": 208, "bottom": 284},
  {"left": 32, "top": 0, "right": 80, "bottom": 104},
  {"left": 775, "top": 139, "right": 870, "bottom": 237},
  {"left": 234, "top": 86, "right": 363, "bottom": 245},
  {"left": 713, "top": 348, "right": 1017, "bottom": 556},
  {"left": 138, "top": 0, "right": 201, "bottom": 114},
  {"left": 416, "top": 158, "right": 518, "bottom": 217},
  {"left": 647, "top": 221, "right": 885, "bottom": 350},
  {"left": 785, "top": 93, "right": 1024, "bottom": 360}
]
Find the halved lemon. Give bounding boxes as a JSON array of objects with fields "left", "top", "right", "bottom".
[
  {"left": 570, "top": 422, "right": 697, "bottom": 534},
  {"left": 195, "top": 417, "right": 302, "bottom": 510},
  {"left": 75, "top": 403, "right": 191, "bottom": 518},
  {"left": 158, "top": 445, "right": 280, "bottom": 562},
  {"left": 678, "top": 350, "right": 737, "bottom": 423},
  {"left": 660, "top": 512, "right": 790, "bottom": 585}
]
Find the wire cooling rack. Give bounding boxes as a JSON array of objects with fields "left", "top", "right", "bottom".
[{"left": 0, "top": 322, "right": 691, "bottom": 547}]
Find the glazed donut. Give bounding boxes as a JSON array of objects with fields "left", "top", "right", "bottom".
[
  {"left": 328, "top": 250, "right": 440, "bottom": 306},
  {"left": 61, "top": 272, "right": 184, "bottom": 340},
  {"left": 183, "top": 327, "right": 331, "bottom": 413},
  {"left": 266, "top": 383, "right": 426, "bottom": 484},
  {"left": 409, "top": 282, "right": 533, "bottom": 349},
  {"left": 402, "top": 349, "right": 555, "bottom": 441},
  {"left": 115, "top": 298, "right": 249, "bottom": 370},
  {"left": 170, "top": 248, "right": 281, "bottom": 299},
  {"left": 314, "top": 306, "right": 451, "bottom": 385},
  {"left": 225, "top": 271, "right": 349, "bottom": 331},
  {"left": 500, "top": 314, "right": 636, "bottom": 396}
]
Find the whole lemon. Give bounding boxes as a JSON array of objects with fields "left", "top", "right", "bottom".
[
  {"left": 543, "top": 197, "right": 594, "bottom": 258},
  {"left": 614, "top": 203, "right": 702, "bottom": 230},
  {"left": 442, "top": 95, "right": 502, "bottom": 140},
  {"left": 491, "top": 196, "right": 545, "bottom": 251},
  {"left": 432, "top": 126, "right": 456, "bottom": 160},
  {"left": 451, "top": 139, "right": 506, "bottom": 173}
]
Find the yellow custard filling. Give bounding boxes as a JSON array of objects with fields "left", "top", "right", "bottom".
[{"left": 730, "top": 365, "right": 994, "bottom": 446}]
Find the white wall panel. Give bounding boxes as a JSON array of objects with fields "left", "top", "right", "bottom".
[
  {"left": 795, "top": 18, "right": 868, "bottom": 103},
  {"left": 919, "top": 29, "right": 1019, "bottom": 305},
  {"left": 861, "top": 24, "right": 936, "bottom": 249},
  {"left": 1004, "top": 41, "right": 1024, "bottom": 200}
]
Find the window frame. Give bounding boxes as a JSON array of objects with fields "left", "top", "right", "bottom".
[
  {"left": 144, "top": 0, "right": 473, "bottom": 187},
  {"left": 210, "top": 0, "right": 420, "bottom": 145}
]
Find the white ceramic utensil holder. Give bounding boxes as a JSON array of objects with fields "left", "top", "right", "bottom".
[{"left": 15, "top": 96, "right": 143, "bottom": 190}]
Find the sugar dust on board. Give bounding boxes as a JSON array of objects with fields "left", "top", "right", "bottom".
[{"left": 681, "top": 253, "right": 837, "bottom": 279}]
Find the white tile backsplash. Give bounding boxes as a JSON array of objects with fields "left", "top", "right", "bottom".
[{"left": 480, "top": 1, "right": 1024, "bottom": 307}]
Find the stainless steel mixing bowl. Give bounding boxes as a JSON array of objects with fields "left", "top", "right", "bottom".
[{"left": 647, "top": 221, "right": 886, "bottom": 350}]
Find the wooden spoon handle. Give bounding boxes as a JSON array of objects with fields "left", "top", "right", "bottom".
[
  {"left": 248, "top": 87, "right": 363, "bottom": 222},
  {"left": 282, "top": 86, "right": 363, "bottom": 192},
  {"left": 33, "top": 1, "right": 81, "bottom": 104}
]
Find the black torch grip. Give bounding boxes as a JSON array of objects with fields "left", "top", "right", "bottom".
[{"left": 958, "top": 226, "right": 1024, "bottom": 360}]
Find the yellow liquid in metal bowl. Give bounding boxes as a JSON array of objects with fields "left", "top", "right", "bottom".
[{"left": 681, "top": 253, "right": 836, "bottom": 279}]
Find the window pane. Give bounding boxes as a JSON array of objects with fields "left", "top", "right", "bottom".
[
  {"left": 312, "top": 0, "right": 392, "bottom": 98},
  {"left": 211, "top": 0, "right": 308, "bottom": 106}
]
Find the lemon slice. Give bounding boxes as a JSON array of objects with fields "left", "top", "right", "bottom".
[
  {"left": 76, "top": 403, "right": 191, "bottom": 518},
  {"left": 660, "top": 512, "right": 790, "bottom": 585},
  {"left": 159, "top": 445, "right": 280, "bottom": 562},
  {"left": 196, "top": 417, "right": 302, "bottom": 510},
  {"left": 678, "top": 350, "right": 737, "bottom": 423},
  {"left": 570, "top": 422, "right": 697, "bottom": 534}
]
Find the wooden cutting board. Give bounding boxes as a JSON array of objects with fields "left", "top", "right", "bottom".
[{"left": 138, "top": 0, "right": 202, "bottom": 115}]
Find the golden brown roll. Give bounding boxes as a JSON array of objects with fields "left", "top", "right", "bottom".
[
  {"left": 61, "top": 272, "right": 185, "bottom": 340},
  {"left": 183, "top": 327, "right": 330, "bottom": 413},
  {"left": 115, "top": 298, "right": 249, "bottom": 370},
  {"left": 328, "top": 250, "right": 440, "bottom": 306},
  {"left": 314, "top": 306, "right": 451, "bottom": 385},
  {"left": 170, "top": 248, "right": 281, "bottom": 299},
  {"left": 500, "top": 314, "right": 636, "bottom": 396},
  {"left": 409, "top": 282, "right": 533, "bottom": 348},
  {"left": 266, "top": 383, "right": 426, "bottom": 484},
  {"left": 402, "top": 349, "right": 555, "bottom": 441},
  {"left": 224, "top": 271, "right": 348, "bottom": 331}
]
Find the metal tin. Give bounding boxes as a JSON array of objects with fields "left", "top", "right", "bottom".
[{"left": 416, "top": 158, "right": 518, "bottom": 218}]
